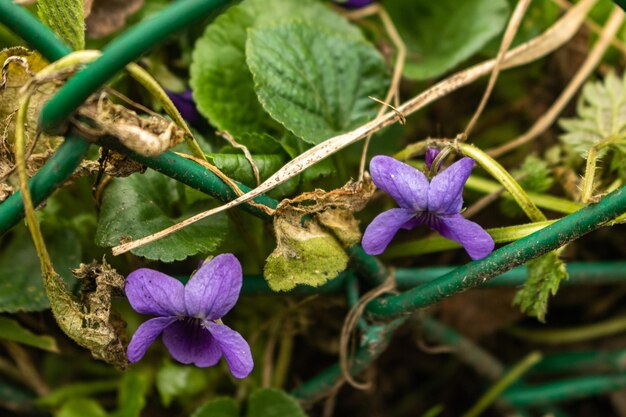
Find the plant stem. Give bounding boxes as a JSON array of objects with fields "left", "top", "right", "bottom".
[
  {"left": 462, "top": 351, "right": 542, "bottom": 417},
  {"left": 459, "top": 143, "right": 546, "bottom": 222},
  {"left": 384, "top": 220, "right": 555, "bottom": 258},
  {"left": 507, "top": 315, "right": 626, "bottom": 344},
  {"left": 580, "top": 145, "right": 598, "bottom": 203}
]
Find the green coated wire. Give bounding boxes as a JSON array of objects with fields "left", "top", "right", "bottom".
[
  {"left": 0, "top": 1, "right": 87, "bottom": 236},
  {"left": 503, "top": 373, "right": 626, "bottom": 407},
  {"left": 39, "top": 0, "right": 231, "bottom": 130},
  {"left": 3, "top": 0, "right": 626, "bottom": 405},
  {"left": 366, "top": 185, "right": 626, "bottom": 319},
  {"left": 0, "top": 136, "right": 90, "bottom": 234},
  {"left": 241, "top": 262, "right": 626, "bottom": 295},
  {"left": 531, "top": 349, "right": 626, "bottom": 374},
  {"left": 0, "top": 0, "right": 71, "bottom": 60},
  {"left": 291, "top": 316, "right": 407, "bottom": 400},
  {"left": 98, "top": 136, "right": 278, "bottom": 218}
]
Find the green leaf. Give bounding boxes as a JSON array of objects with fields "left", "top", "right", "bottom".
[
  {"left": 513, "top": 251, "right": 568, "bottom": 322},
  {"left": 156, "top": 360, "right": 211, "bottom": 407},
  {"left": 39, "top": 380, "right": 119, "bottom": 408},
  {"left": 190, "top": 0, "right": 362, "bottom": 137},
  {"left": 0, "top": 379, "right": 36, "bottom": 412},
  {"left": 56, "top": 398, "right": 107, "bottom": 417},
  {"left": 207, "top": 152, "right": 299, "bottom": 198},
  {"left": 95, "top": 170, "right": 229, "bottom": 262},
  {"left": 559, "top": 71, "right": 626, "bottom": 157},
  {"left": 111, "top": 372, "right": 149, "bottom": 417},
  {"left": 191, "top": 397, "right": 239, "bottom": 417},
  {"left": 384, "top": 0, "right": 509, "bottom": 80},
  {"left": 247, "top": 22, "right": 389, "bottom": 145},
  {"left": 501, "top": 155, "right": 554, "bottom": 218},
  {"left": 207, "top": 153, "right": 285, "bottom": 188},
  {"left": 0, "top": 317, "right": 58, "bottom": 352},
  {"left": 248, "top": 388, "right": 307, "bottom": 417},
  {"left": 0, "top": 225, "right": 80, "bottom": 313},
  {"left": 38, "top": 0, "right": 85, "bottom": 51}
]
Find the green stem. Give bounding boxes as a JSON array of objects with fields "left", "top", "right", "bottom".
[
  {"left": 14, "top": 80, "right": 54, "bottom": 273},
  {"left": 581, "top": 146, "right": 598, "bottom": 203},
  {"left": 507, "top": 315, "right": 626, "bottom": 345},
  {"left": 464, "top": 175, "right": 583, "bottom": 215},
  {"left": 272, "top": 332, "right": 293, "bottom": 389},
  {"left": 383, "top": 220, "right": 555, "bottom": 259},
  {"left": 580, "top": 135, "right": 621, "bottom": 203},
  {"left": 459, "top": 143, "right": 546, "bottom": 222},
  {"left": 420, "top": 315, "right": 504, "bottom": 381},
  {"left": 462, "top": 351, "right": 542, "bottom": 417}
]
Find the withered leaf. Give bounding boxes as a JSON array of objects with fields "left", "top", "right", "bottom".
[
  {"left": 85, "top": 0, "right": 144, "bottom": 39},
  {"left": 264, "top": 179, "right": 375, "bottom": 291},
  {"left": 45, "top": 258, "right": 129, "bottom": 369},
  {"left": 0, "top": 47, "right": 64, "bottom": 183},
  {"left": 77, "top": 94, "right": 186, "bottom": 157}
]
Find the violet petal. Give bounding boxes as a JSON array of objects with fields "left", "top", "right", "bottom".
[
  {"left": 125, "top": 268, "right": 185, "bottom": 316},
  {"left": 401, "top": 213, "right": 427, "bottom": 230},
  {"left": 207, "top": 322, "right": 253, "bottom": 379},
  {"left": 362, "top": 208, "right": 417, "bottom": 255},
  {"left": 166, "top": 89, "right": 202, "bottom": 126},
  {"left": 428, "top": 213, "right": 495, "bottom": 260},
  {"left": 127, "top": 316, "right": 177, "bottom": 363},
  {"left": 162, "top": 319, "right": 222, "bottom": 367},
  {"left": 184, "top": 254, "right": 242, "bottom": 320},
  {"left": 424, "top": 148, "right": 440, "bottom": 170},
  {"left": 333, "top": 0, "right": 374, "bottom": 8},
  {"left": 428, "top": 157, "right": 475, "bottom": 214},
  {"left": 370, "top": 155, "right": 429, "bottom": 210}
]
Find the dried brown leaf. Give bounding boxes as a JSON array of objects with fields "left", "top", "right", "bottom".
[{"left": 85, "top": 0, "right": 143, "bottom": 39}]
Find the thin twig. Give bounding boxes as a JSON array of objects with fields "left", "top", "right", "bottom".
[
  {"left": 3, "top": 342, "right": 49, "bottom": 396},
  {"left": 462, "top": 187, "right": 506, "bottom": 219},
  {"left": 463, "top": 0, "right": 531, "bottom": 139},
  {"left": 552, "top": 0, "right": 626, "bottom": 56},
  {"left": 339, "top": 272, "right": 396, "bottom": 390},
  {"left": 111, "top": 0, "right": 596, "bottom": 255},
  {"left": 218, "top": 131, "right": 261, "bottom": 186},
  {"left": 357, "top": 4, "right": 406, "bottom": 181},
  {"left": 487, "top": 5, "right": 624, "bottom": 157}
]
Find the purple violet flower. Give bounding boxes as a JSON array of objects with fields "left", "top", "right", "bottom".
[
  {"left": 333, "top": 0, "right": 374, "bottom": 9},
  {"left": 166, "top": 89, "right": 202, "bottom": 127},
  {"left": 362, "top": 155, "right": 495, "bottom": 260},
  {"left": 424, "top": 148, "right": 441, "bottom": 170},
  {"left": 125, "top": 254, "right": 253, "bottom": 378}
]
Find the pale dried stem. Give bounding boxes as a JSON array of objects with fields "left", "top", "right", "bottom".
[
  {"left": 487, "top": 5, "right": 624, "bottom": 158},
  {"left": 462, "top": 187, "right": 506, "bottom": 219},
  {"left": 3, "top": 341, "right": 49, "bottom": 396},
  {"left": 356, "top": 5, "right": 406, "bottom": 181},
  {"left": 112, "top": 0, "right": 596, "bottom": 255},
  {"left": 218, "top": 130, "right": 261, "bottom": 186},
  {"left": 261, "top": 323, "right": 278, "bottom": 388},
  {"left": 463, "top": 0, "right": 531, "bottom": 139},
  {"left": 552, "top": 0, "right": 626, "bottom": 56},
  {"left": 339, "top": 272, "right": 396, "bottom": 390}
]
